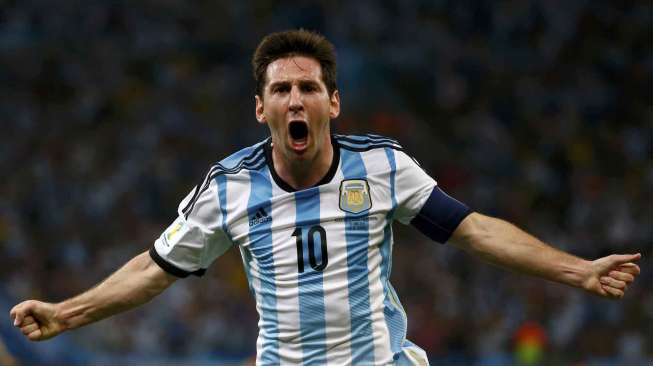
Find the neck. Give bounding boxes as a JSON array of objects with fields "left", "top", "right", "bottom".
[{"left": 271, "top": 134, "right": 334, "bottom": 191}]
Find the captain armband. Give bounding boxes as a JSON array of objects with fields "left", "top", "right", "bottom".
[{"left": 410, "top": 187, "right": 472, "bottom": 244}]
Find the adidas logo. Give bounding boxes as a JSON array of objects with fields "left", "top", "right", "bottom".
[{"left": 249, "top": 207, "right": 271, "bottom": 227}]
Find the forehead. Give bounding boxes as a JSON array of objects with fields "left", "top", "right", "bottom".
[{"left": 265, "top": 56, "right": 323, "bottom": 85}]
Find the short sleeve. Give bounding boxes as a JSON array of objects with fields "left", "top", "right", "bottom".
[
  {"left": 392, "top": 150, "right": 472, "bottom": 243},
  {"left": 393, "top": 150, "right": 438, "bottom": 224},
  {"left": 151, "top": 177, "right": 232, "bottom": 277}
]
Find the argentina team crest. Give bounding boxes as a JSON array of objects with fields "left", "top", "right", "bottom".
[{"left": 339, "top": 179, "right": 372, "bottom": 214}]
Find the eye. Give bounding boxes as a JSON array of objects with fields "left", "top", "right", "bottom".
[
  {"left": 302, "top": 83, "right": 318, "bottom": 92},
  {"left": 272, "top": 85, "right": 290, "bottom": 94}
]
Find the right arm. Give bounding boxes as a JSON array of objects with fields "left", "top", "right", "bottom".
[
  {"left": 10, "top": 251, "right": 177, "bottom": 341},
  {"left": 11, "top": 168, "right": 232, "bottom": 342}
]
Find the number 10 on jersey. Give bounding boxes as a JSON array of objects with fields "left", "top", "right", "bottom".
[{"left": 292, "top": 226, "right": 328, "bottom": 273}]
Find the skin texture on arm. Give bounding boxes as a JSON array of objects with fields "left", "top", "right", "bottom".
[
  {"left": 10, "top": 251, "right": 177, "bottom": 341},
  {"left": 449, "top": 212, "right": 641, "bottom": 299}
]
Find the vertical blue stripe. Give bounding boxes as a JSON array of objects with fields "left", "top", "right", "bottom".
[
  {"left": 216, "top": 174, "right": 231, "bottom": 241},
  {"left": 247, "top": 167, "right": 279, "bottom": 365},
  {"left": 340, "top": 149, "right": 375, "bottom": 365},
  {"left": 382, "top": 148, "right": 407, "bottom": 356},
  {"left": 294, "top": 188, "right": 327, "bottom": 364}
]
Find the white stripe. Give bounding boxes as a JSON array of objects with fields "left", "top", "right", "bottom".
[
  {"left": 236, "top": 171, "right": 265, "bottom": 366},
  {"left": 360, "top": 149, "right": 393, "bottom": 364},
  {"left": 248, "top": 244, "right": 265, "bottom": 366},
  {"left": 269, "top": 183, "right": 303, "bottom": 365},
  {"left": 321, "top": 167, "right": 354, "bottom": 366}
]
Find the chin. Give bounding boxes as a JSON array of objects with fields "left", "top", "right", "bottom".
[
  {"left": 287, "top": 146, "right": 312, "bottom": 160},
  {"left": 291, "top": 150, "right": 309, "bottom": 159}
]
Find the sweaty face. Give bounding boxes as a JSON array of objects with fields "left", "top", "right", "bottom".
[{"left": 256, "top": 56, "right": 339, "bottom": 163}]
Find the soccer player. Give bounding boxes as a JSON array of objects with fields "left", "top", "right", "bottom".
[{"left": 10, "top": 30, "right": 641, "bottom": 365}]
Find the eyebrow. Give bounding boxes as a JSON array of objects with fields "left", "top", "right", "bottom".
[{"left": 268, "top": 79, "right": 321, "bottom": 88}]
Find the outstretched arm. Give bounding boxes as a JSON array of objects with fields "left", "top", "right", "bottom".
[
  {"left": 10, "top": 251, "right": 177, "bottom": 341},
  {"left": 449, "top": 212, "right": 641, "bottom": 299}
]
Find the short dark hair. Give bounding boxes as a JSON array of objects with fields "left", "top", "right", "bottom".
[{"left": 252, "top": 29, "right": 337, "bottom": 98}]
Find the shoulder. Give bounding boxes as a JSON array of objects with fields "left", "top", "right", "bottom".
[
  {"left": 333, "top": 133, "right": 404, "bottom": 152},
  {"left": 211, "top": 138, "right": 269, "bottom": 174},
  {"left": 334, "top": 133, "right": 419, "bottom": 169},
  {"left": 180, "top": 138, "right": 270, "bottom": 218}
]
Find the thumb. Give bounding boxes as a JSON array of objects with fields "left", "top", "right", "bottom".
[
  {"left": 608, "top": 253, "right": 642, "bottom": 266},
  {"left": 10, "top": 302, "right": 28, "bottom": 327},
  {"left": 9, "top": 308, "right": 19, "bottom": 327},
  {"left": 10, "top": 300, "right": 40, "bottom": 327}
]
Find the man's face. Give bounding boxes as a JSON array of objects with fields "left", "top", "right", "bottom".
[{"left": 256, "top": 56, "right": 340, "bottom": 163}]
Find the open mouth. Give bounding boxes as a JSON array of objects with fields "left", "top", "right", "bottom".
[
  {"left": 289, "top": 120, "right": 309, "bottom": 140},
  {"left": 288, "top": 120, "right": 309, "bottom": 154}
]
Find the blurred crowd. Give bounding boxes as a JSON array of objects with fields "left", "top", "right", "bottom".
[{"left": 1, "top": 0, "right": 652, "bottom": 365}]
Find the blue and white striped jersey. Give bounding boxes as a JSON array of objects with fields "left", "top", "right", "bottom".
[{"left": 151, "top": 134, "right": 461, "bottom": 365}]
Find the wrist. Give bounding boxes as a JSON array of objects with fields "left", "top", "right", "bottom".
[
  {"left": 53, "top": 301, "right": 72, "bottom": 331},
  {"left": 575, "top": 259, "right": 594, "bottom": 290},
  {"left": 558, "top": 258, "right": 593, "bottom": 289}
]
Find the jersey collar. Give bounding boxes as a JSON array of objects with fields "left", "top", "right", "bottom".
[{"left": 264, "top": 135, "right": 340, "bottom": 193}]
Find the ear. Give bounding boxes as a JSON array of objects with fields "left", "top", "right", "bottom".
[
  {"left": 255, "top": 95, "right": 266, "bottom": 124},
  {"left": 329, "top": 90, "right": 340, "bottom": 119}
]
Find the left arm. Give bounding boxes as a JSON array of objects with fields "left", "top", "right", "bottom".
[
  {"left": 389, "top": 148, "right": 641, "bottom": 299},
  {"left": 448, "top": 212, "right": 641, "bottom": 299}
]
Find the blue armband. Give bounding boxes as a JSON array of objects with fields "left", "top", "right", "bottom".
[{"left": 410, "top": 187, "right": 472, "bottom": 244}]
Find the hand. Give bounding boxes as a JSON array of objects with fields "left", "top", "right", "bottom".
[
  {"left": 582, "top": 253, "right": 641, "bottom": 299},
  {"left": 10, "top": 300, "right": 65, "bottom": 341}
]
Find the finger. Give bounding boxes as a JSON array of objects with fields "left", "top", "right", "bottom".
[
  {"left": 618, "top": 263, "right": 641, "bottom": 276},
  {"left": 602, "top": 284, "right": 624, "bottom": 299},
  {"left": 11, "top": 300, "right": 40, "bottom": 327},
  {"left": 21, "top": 323, "right": 39, "bottom": 336},
  {"left": 10, "top": 306, "right": 24, "bottom": 327},
  {"left": 27, "top": 328, "right": 43, "bottom": 341},
  {"left": 608, "top": 270, "right": 635, "bottom": 283},
  {"left": 9, "top": 309, "right": 16, "bottom": 325},
  {"left": 22, "top": 316, "right": 37, "bottom": 327},
  {"left": 609, "top": 253, "right": 641, "bottom": 266},
  {"left": 600, "top": 276, "right": 627, "bottom": 290}
]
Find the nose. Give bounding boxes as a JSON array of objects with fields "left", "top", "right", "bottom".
[{"left": 288, "top": 85, "right": 303, "bottom": 113}]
